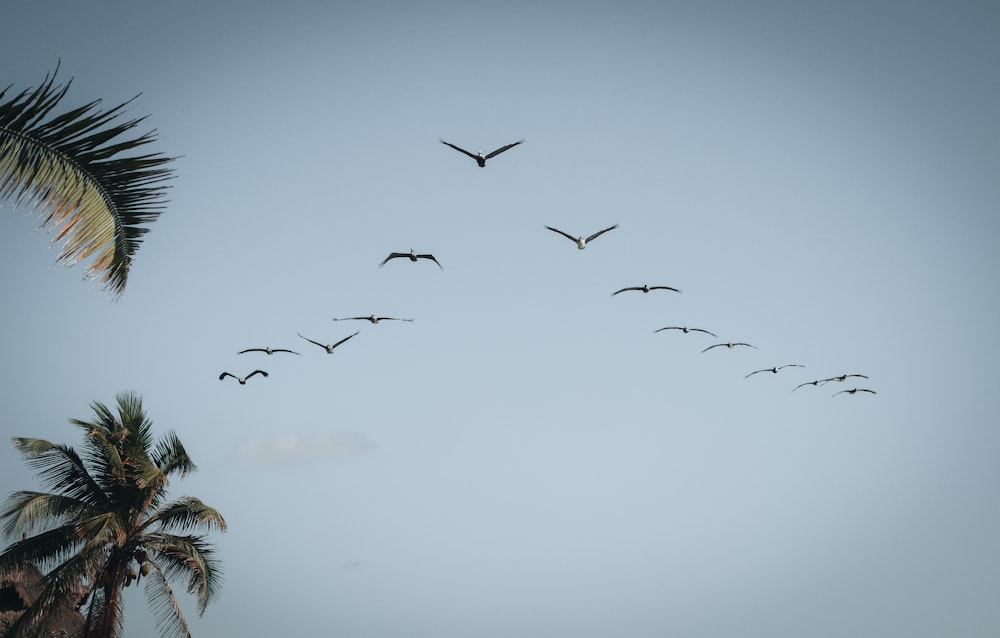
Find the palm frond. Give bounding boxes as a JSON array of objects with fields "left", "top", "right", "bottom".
[
  {"left": 0, "top": 61, "right": 176, "bottom": 296},
  {"left": 0, "top": 491, "right": 87, "bottom": 538},
  {"left": 145, "top": 497, "right": 227, "bottom": 534},
  {"left": 10, "top": 437, "right": 109, "bottom": 508},
  {"left": 145, "top": 533, "right": 224, "bottom": 613},
  {"left": 143, "top": 563, "right": 193, "bottom": 638}
]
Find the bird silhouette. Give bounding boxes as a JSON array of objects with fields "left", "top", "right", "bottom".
[
  {"left": 612, "top": 284, "right": 681, "bottom": 295},
  {"left": 654, "top": 326, "right": 717, "bottom": 337},
  {"left": 745, "top": 364, "right": 804, "bottom": 378},
  {"left": 822, "top": 373, "right": 869, "bottom": 384},
  {"left": 833, "top": 388, "right": 877, "bottom": 397},
  {"left": 219, "top": 370, "right": 268, "bottom": 385},
  {"left": 379, "top": 249, "right": 443, "bottom": 270},
  {"left": 545, "top": 224, "right": 619, "bottom": 250},
  {"left": 332, "top": 315, "right": 413, "bottom": 324},
  {"left": 237, "top": 347, "right": 300, "bottom": 356},
  {"left": 793, "top": 379, "right": 824, "bottom": 391},
  {"left": 702, "top": 341, "right": 758, "bottom": 353},
  {"left": 298, "top": 331, "right": 359, "bottom": 354},
  {"left": 440, "top": 138, "right": 524, "bottom": 167}
]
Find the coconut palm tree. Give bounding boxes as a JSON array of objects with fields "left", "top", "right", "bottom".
[
  {"left": 0, "top": 62, "right": 176, "bottom": 297},
  {"left": 0, "top": 391, "right": 226, "bottom": 638}
]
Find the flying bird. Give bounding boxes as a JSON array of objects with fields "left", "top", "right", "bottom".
[
  {"left": 298, "top": 331, "right": 360, "bottom": 354},
  {"left": 654, "top": 326, "right": 717, "bottom": 337},
  {"left": 545, "top": 224, "right": 619, "bottom": 250},
  {"left": 219, "top": 370, "right": 268, "bottom": 385},
  {"left": 793, "top": 379, "right": 824, "bottom": 391},
  {"left": 237, "top": 346, "right": 300, "bottom": 356},
  {"left": 833, "top": 388, "right": 877, "bottom": 397},
  {"left": 745, "top": 364, "right": 804, "bottom": 378},
  {"left": 612, "top": 284, "right": 681, "bottom": 296},
  {"left": 822, "top": 373, "right": 869, "bottom": 384},
  {"left": 332, "top": 315, "right": 413, "bottom": 324},
  {"left": 702, "top": 341, "right": 758, "bottom": 353},
  {"left": 379, "top": 249, "right": 443, "bottom": 270},
  {"left": 440, "top": 138, "right": 524, "bottom": 167}
]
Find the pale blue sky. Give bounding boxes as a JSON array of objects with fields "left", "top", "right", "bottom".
[{"left": 2, "top": 1, "right": 999, "bottom": 637}]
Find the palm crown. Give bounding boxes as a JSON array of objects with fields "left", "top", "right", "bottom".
[{"left": 0, "top": 391, "right": 225, "bottom": 638}]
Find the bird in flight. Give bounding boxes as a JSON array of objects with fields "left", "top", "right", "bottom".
[
  {"left": 745, "top": 364, "right": 804, "bottom": 378},
  {"left": 702, "top": 341, "right": 758, "bottom": 353},
  {"left": 379, "top": 249, "right": 443, "bottom": 270},
  {"left": 545, "top": 224, "right": 619, "bottom": 250},
  {"left": 793, "top": 379, "right": 824, "bottom": 391},
  {"left": 298, "top": 331, "right": 360, "bottom": 354},
  {"left": 332, "top": 315, "right": 413, "bottom": 324},
  {"left": 219, "top": 370, "right": 268, "bottom": 385},
  {"left": 612, "top": 284, "right": 681, "bottom": 296},
  {"left": 440, "top": 138, "right": 524, "bottom": 167},
  {"left": 822, "top": 373, "right": 869, "bottom": 384},
  {"left": 655, "top": 326, "right": 717, "bottom": 337},
  {"left": 237, "top": 346, "right": 300, "bottom": 356},
  {"left": 833, "top": 388, "right": 877, "bottom": 397}
]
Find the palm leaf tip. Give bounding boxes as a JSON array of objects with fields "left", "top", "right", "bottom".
[{"left": 0, "top": 62, "right": 177, "bottom": 297}]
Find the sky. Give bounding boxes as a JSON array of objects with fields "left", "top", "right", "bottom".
[{"left": 1, "top": 1, "right": 999, "bottom": 636}]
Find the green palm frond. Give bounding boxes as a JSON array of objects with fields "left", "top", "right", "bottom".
[
  {"left": 144, "top": 564, "right": 192, "bottom": 638},
  {"left": 145, "top": 497, "right": 227, "bottom": 534},
  {"left": 0, "top": 61, "right": 176, "bottom": 296}
]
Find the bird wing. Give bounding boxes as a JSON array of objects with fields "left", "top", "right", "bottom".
[
  {"left": 735, "top": 343, "right": 759, "bottom": 349},
  {"left": 298, "top": 332, "right": 327, "bottom": 348},
  {"left": 417, "top": 254, "right": 443, "bottom": 269},
  {"left": 440, "top": 139, "right": 479, "bottom": 160},
  {"left": 219, "top": 372, "right": 235, "bottom": 381},
  {"left": 585, "top": 224, "right": 619, "bottom": 243},
  {"left": 237, "top": 348, "right": 263, "bottom": 354},
  {"left": 650, "top": 286, "right": 681, "bottom": 293},
  {"left": 612, "top": 287, "right": 640, "bottom": 296},
  {"left": 247, "top": 370, "right": 268, "bottom": 379},
  {"left": 654, "top": 326, "right": 678, "bottom": 332},
  {"left": 274, "top": 349, "right": 300, "bottom": 355},
  {"left": 333, "top": 317, "right": 366, "bottom": 322},
  {"left": 379, "top": 253, "right": 408, "bottom": 268},
  {"left": 484, "top": 139, "right": 524, "bottom": 159},
  {"left": 849, "top": 374, "right": 870, "bottom": 379},
  {"left": 545, "top": 226, "right": 578, "bottom": 243},
  {"left": 331, "top": 331, "right": 360, "bottom": 349},
  {"left": 693, "top": 328, "right": 718, "bottom": 337},
  {"left": 701, "top": 343, "right": 724, "bottom": 353},
  {"left": 745, "top": 369, "right": 767, "bottom": 378},
  {"left": 793, "top": 381, "right": 815, "bottom": 391}
]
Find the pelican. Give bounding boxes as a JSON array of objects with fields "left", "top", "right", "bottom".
[
  {"left": 793, "top": 379, "right": 824, "bottom": 391},
  {"left": 822, "top": 373, "right": 869, "bottom": 384},
  {"left": 219, "top": 370, "right": 268, "bottom": 385},
  {"left": 545, "top": 224, "right": 619, "bottom": 250},
  {"left": 745, "top": 364, "right": 804, "bottom": 378},
  {"left": 379, "top": 249, "right": 443, "bottom": 270},
  {"left": 298, "top": 331, "right": 360, "bottom": 354},
  {"left": 654, "top": 326, "right": 717, "bottom": 337},
  {"left": 440, "top": 138, "right": 524, "bottom": 167},
  {"left": 237, "top": 346, "right": 300, "bottom": 356},
  {"left": 833, "top": 388, "right": 877, "bottom": 397},
  {"left": 702, "top": 341, "right": 758, "bottom": 353},
  {"left": 332, "top": 315, "right": 413, "bottom": 324},
  {"left": 612, "top": 284, "right": 681, "bottom": 296}
]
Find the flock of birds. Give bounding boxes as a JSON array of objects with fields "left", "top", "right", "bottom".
[{"left": 218, "top": 138, "right": 877, "bottom": 398}]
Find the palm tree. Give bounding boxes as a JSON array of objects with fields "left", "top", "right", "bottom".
[
  {"left": 0, "top": 61, "right": 176, "bottom": 297},
  {"left": 0, "top": 391, "right": 226, "bottom": 638}
]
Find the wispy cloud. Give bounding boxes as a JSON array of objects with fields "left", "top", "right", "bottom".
[{"left": 235, "top": 431, "right": 377, "bottom": 466}]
